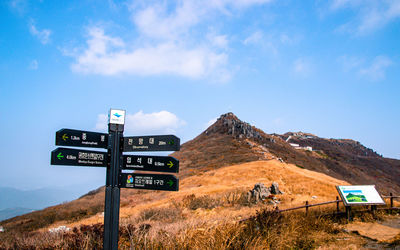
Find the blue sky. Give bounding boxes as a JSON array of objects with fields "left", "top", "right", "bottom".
[{"left": 1, "top": 0, "right": 399, "bottom": 194}]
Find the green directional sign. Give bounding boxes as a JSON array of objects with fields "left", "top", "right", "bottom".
[
  {"left": 51, "top": 147, "right": 107, "bottom": 167},
  {"left": 56, "top": 129, "right": 108, "bottom": 148},
  {"left": 122, "top": 155, "right": 179, "bottom": 173},
  {"left": 120, "top": 173, "right": 179, "bottom": 191},
  {"left": 123, "top": 135, "right": 180, "bottom": 152}
]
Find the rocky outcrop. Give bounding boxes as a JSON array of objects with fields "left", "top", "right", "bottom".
[
  {"left": 205, "top": 113, "right": 263, "bottom": 140},
  {"left": 247, "top": 182, "right": 283, "bottom": 204}
]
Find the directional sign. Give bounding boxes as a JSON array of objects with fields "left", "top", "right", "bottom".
[
  {"left": 122, "top": 155, "right": 179, "bottom": 173},
  {"left": 120, "top": 173, "right": 179, "bottom": 191},
  {"left": 51, "top": 147, "right": 107, "bottom": 167},
  {"left": 123, "top": 135, "right": 180, "bottom": 152},
  {"left": 56, "top": 129, "right": 108, "bottom": 148}
]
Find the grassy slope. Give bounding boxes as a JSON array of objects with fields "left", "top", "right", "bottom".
[{"left": 43, "top": 159, "right": 349, "bottom": 230}]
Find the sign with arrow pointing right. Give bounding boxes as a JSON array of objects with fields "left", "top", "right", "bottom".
[
  {"left": 122, "top": 155, "right": 179, "bottom": 173},
  {"left": 120, "top": 173, "right": 179, "bottom": 191}
]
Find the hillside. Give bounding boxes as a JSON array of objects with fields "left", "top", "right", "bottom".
[
  {"left": 174, "top": 113, "right": 400, "bottom": 194},
  {"left": 1, "top": 112, "right": 399, "bottom": 236},
  {"left": 11, "top": 160, "right": 351, "bottom": 232}
]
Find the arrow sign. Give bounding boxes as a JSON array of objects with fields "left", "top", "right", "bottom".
[
  {"left": 122, "top": 155, "right": 179, "bottom": 173},
  {"left": 56, "top": 129, "right": 108, "bottom": 149},
  {"left": 123, "top": 135, "right": 180, "bottom": 152},
  {"left": 51, "top": 147, "right": 107, "bottom": 167},
  {"left": 120, "top": 173, "right": 179, "bottom": 191}
]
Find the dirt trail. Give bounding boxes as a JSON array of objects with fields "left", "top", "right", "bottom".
[{"left": 346, "top": 215, "right": 400, "bottom": 242}]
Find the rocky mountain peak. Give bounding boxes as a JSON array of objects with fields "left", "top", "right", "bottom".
[{"left": 205, "top": 112, "right": 264, "bottom": 140}]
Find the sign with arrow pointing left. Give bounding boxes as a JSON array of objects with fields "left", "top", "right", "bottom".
[
  {"left": 51, "top": 147, "right": 107, "bottom": 167},
  {"left": 121, "top": 155, "right": 179, "bottom": 173},
  {"left": 56, "top": 129, "right": 108, "bottom": 149}
]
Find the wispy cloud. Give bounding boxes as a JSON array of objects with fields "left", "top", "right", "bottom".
[
  {"left": 329, "top": 0, "right": 400, "bottom": 35},
  {"left": 293, "top": 58, "right": 313, "bottom": 77},
  {"left": 8, "top": 0, "right": 28, "bottom": 14},
  {"left": 243, "top": 31, "right": 263, "bottom": 45},
  {"left": 337, "top": 55, "right": 364, "bottom": 72},
  {"left": 95, "top": 110, "right": 186, "bottom": 135},
  {"left": 28, "top": 60, "right": 38, "bottom": 70},
  {"left": 338, "top": 55, "right": 392, "bottom": 81},
  {"left": 359, "top": 56, "right": 392, "bottom": 81},
  {"left": 68, "top": 0, "right": 273, "bottom": 82},
  {"left": 29, "top": 20, "right": 51, "bottom": 44}
]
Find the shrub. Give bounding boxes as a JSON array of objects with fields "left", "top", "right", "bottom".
[
  {"left": 182, "top": 194, "right": 222, "bottom": 210},
  {"left": 139, "top": 206, "right": 184, "bottom": 222}
]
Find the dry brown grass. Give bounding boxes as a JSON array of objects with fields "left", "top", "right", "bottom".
[
  {"left": 5, "top": 207, "right": 395, "bottom": 249},
  {"left": 14, "top": 160, "right": 349, "bottom": 232},
  {"left": 3, "top": 159, "right": 398, "bottom": 249}
]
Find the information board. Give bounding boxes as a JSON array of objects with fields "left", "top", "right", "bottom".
[{"left": 336, "top": 185, "right": 385, "bottom": 206}]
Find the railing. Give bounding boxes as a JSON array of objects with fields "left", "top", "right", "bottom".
[
  {"left": 239, "top": 193, "right": 399, "bottom": 224},
  {"left": 382, "top": 193, "right": 400, "bottom": 208},
  {"left": 276, "top": 193, "right": 400, "bottom": 215}
]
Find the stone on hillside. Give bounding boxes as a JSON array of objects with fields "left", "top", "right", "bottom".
[
  {"left": 269, "top": 182, "right": 283, "bottom": 195},
  {"left": 247, "top": 183, "right": 271, "bottom": 203}
]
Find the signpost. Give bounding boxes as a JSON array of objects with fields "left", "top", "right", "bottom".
[
  {"left": 122, "top": 155, "right": 179, "bottom": 173},
  {"left": 123, "top": 135, "right": 180, "bottom": 152},
  {"left": 120, "top": 173, "right": 179, "bottom": 191},
  {"left": 56, "top": 129, "right": 108, "bottom": 148},
  {"left": 51, "top": 147, "right": 107, "bottom": 167},
  {"left": 50, "top": 109, "right": 180, "bottom": 250}
]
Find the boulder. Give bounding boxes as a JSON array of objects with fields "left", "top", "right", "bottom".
[
  {"left": 269, "top": 182, "right": 283, "bottom": 195},
  {"left": 247, "top": 183, "right": 271, "bottom": 203}
]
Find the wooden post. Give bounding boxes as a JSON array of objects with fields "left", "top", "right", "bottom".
[
  {"left": 371, "top": 205, "right": 376, "bottom": 215},
  {"left": 345, "top": 206, "right": 351, "bottom": 222},
  {"left": 305, "top": 201, "right": 309, "bottom": 215},
  {"left": 390, "top": 193, "right": 394, "bottom": 208},
  {"left": 336, "top": 196, "right": 340, "bottom": 213}
]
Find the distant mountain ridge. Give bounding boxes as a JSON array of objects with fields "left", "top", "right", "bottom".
[
  {"left": 0, "top": 207, "right": 35, "bottom": 222},
  {"left": 173, "top": 112, "right": 400, "bottom": 194},
  {"left": 0, "top": 186, "right": 85, "bottom": 211}
]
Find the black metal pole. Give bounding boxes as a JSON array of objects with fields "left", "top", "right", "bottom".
[{"left": 104, "top": 123, "right": 123, "bottom": 250}]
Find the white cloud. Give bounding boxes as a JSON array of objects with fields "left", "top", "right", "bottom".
[
  {"left": 337, "top": 55, "right": 364, "bottom": 72},
  {"left": 243, "top": 31, "right": 263, "bottom": 45},
  {"left": 71, "top": 27, "right": 228, "bottom": 79},
  {"left": 293, "top": 58, "right": 312, "bottom": 76},
  {"left": 68, "top": 0, "right": 273, "bottom": 81},
  {"left": 208, "top": 33, "right": 229, "bottom": 49},
  {"left": 95, "top": 114, "right": 108, "bottom": 131},
  {"left": 95, "top": 110, "right": 186, "bottom": 135},
  {"left": 29, "top": 21, "right": 51, "bottom": 44},
  {"left": 28, "top": 60, "right": 38, "bottom": 70},
  {"left": 132, "top": 2, "right": 201, "bottom": 41},
  {"left": 359, "top": 56, "right": 392, "bottom": 81},
  {"left": 338, "top": 55, "right": 392, "bottom": 81},
  {"left": 330, "top": 0, "right": 400, "bottom": 34},
  {"left": 9, "top": 0, "right": 27, "bottom": 14}
]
